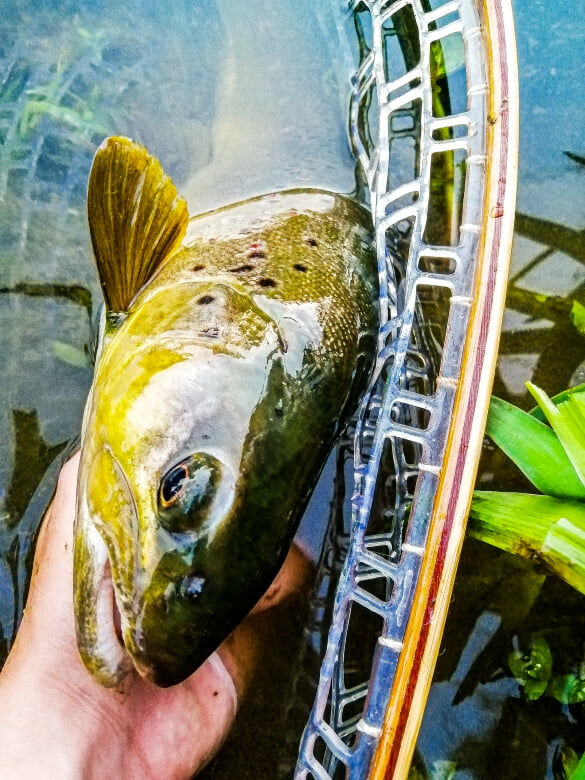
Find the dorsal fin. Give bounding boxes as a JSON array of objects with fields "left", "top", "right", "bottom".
[{"left": 87, "top": 136, "right": 188, "bottom": 313}]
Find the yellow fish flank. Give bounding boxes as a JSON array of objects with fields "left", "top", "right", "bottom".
[{"left": 74, "top": 137, "right": 378, "bottom": 686}]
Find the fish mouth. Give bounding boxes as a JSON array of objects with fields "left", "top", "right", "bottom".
[
  {"left": 96, "top": 555, "right": 126, "bottom": 664},
  {"left": 75, "top": 523, "right": 193, "bottom": 687},
  {"left": 74, "top": 523, "right": 135, "bottom": 687},
  {"left": 74, "top": 445, "right": 158, "bottom": 686},
  {"left": 86, "top": 526, "right": 171, "bottom": 685}
]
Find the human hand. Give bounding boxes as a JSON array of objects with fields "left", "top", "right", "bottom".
[{"left": 0, "top": 453, "right": 313, "bottom": 779}]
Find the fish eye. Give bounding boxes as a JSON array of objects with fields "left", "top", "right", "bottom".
[
  {"left": 158, "top": 454, "right": 221, "bottom": 532},
  {"left": 160, "top": 464, "right": 189, "bottom": 507}
]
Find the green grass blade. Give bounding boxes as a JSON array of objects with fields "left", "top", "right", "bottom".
[
  {"left": 570, "top": 751, "right": 585, "bottom": 780},
  {"left": 486, "top": 396, "right": 585, "bottom": 499},
  {"left": 529, "top": 382, "right": 585, "bottom": 422},
  {"left": 527, "top": 383, "right": 585, "bottom": 488},
  {"left": 469, "top": 491, "right": 585, "bottom": 595}
]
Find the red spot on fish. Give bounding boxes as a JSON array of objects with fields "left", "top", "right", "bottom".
[{"left": 247, "top": 243, "right": 266, "bottom": 260}]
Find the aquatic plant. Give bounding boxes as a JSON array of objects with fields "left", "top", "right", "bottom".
[
  {"left": 470, "top": 382, "right": 585, "bottom": 595},
  {"left": 468, "top": 374, "right": 585, "bottom": 778}
]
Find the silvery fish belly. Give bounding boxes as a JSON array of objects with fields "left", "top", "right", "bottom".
[{"left": 75, "top": 137, "right": 378, "bottom": 687}]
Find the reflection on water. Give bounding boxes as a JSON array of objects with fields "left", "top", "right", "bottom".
[{"left": 416, "top": 0, "right": 585, "bottom": 776}]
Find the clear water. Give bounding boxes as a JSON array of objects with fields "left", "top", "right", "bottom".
[
  {"left": 416, "top": 1, "right": 585, "bottom": 777},
  {"left": 0, "top": 0, "right": 584, "bottom": 778}
]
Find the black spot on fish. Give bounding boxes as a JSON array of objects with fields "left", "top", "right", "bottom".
[
  {"left": 192, "top": 264, "right": 205, "bottom": 272},
  {"left": 258, "top": 278, "right": 276, "bottom": 288},
  {"left": 294, "top": 263, "right": 307, "bottom": 272},
  {"left": 197, "top": 295, "right": 215, "bottom": 305},
  {"left": 305, "top": 237, "right": 318, "bottom": 247},
  {"left": 228, "top": 264, "right": 254, "bottom": 273}
]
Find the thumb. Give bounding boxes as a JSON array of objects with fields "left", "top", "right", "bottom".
[{"left": 10, "top": 452, "right": 80, "bottom": 666}]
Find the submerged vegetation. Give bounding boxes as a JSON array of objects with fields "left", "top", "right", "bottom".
[
  {"left": 470, "top": 383, "right": 585, "bottom": 595},
  {"left": 463, "top": 297, "right": 585, "bottom": 777}
]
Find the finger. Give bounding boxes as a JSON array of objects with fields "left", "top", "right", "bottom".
[
  {"left": 124, "top": 651, "right": 237, "bottom": 777},
  {"left": 11, "top": 453, "right": 81, "bottom": 665},
  {"left": 28, "top": 452, "right": 79, "bottom": 613}
]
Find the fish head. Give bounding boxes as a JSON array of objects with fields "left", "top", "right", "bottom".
[{"left": 74, "top": 342, "right": 258, "bottom": 687}]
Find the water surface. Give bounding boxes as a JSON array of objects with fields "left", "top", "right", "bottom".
[{"left": 416, "top": 1, "right": 585, "bottom": 776}]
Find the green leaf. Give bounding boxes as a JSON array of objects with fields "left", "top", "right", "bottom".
[
  {"left": 529, "top": 382, "right": 585, "bottom": 422},
  {"left": 572, "top": 300, "right": 585, "bottom": 337},
  {"left": 527, "top": 382, "right": 585, "bottom": 488},
  {"left": 508, "top": 636, "right": 552, "bottom": 701},
  {"left": 469, "top": 491, "right": 585, "bottom": 595},
  {"left": 486, "top": 396, "right": 585, "bottom": 499},
  {"left": 570, "top": 751, "right": 585, "bottom": 780},
  {"left": 559, "top": 746, "right": 581, "bottom": 779}
]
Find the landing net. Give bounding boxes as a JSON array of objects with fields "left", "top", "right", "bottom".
[{"left": 295, "top": 0, "right": 517, "bottom": 776}]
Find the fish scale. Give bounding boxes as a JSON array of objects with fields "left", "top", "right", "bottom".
[{"left": 147, "top": 193, "right": 376, "bottom": 364}]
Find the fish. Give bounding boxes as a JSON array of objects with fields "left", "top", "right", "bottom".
[{"left": 74, "top": 136, "right": 378, "bottom": 687}]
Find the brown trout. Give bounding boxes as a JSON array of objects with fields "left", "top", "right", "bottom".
[{"left": 74, "top": 136, "right": 378, "bottom": 687}]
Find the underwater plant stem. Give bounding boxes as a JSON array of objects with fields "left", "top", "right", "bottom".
[{"left": 429, "top": 41, "right": 456, "bottom": 244}]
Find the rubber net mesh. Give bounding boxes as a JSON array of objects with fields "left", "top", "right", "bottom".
[{"left": 291, "top": 2, "right": 488, "bottom": 777}]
